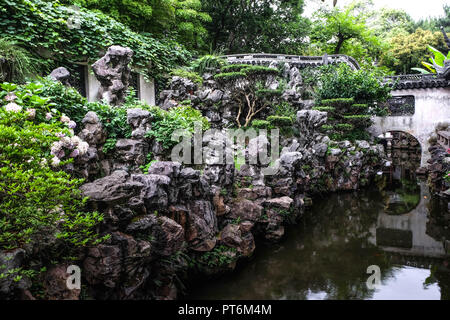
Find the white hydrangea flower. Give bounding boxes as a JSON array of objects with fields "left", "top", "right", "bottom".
[
  {"left": 77, "top": 141, "right": 89, "bottom": 155},
  {"left": 60, "top": 115, "right": 70, "bottom": 123},
  {"left": 71, "top": 136, "right": 81, "bottom": 145},
  {"left": 51, "top": 156, "right": 61, "bottom": 167},
  {"left": 51, "top": 141, "right": 63, "bottom": 156},
  {"left": 4, "top": 102, "right": 22, "bottom": 113},
  {"left": 61, "top": 136, "right": 73, "bottom": 149},
  {"left": 68, "top": 121, "right": 77, "bottom": 129}
]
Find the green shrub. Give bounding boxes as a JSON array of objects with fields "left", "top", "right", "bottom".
[
  {"left": 214, "top": 72, "right": 246, "bottom": 82},
  {"left": 86, "top": 102, "right": 133, "bottom": 141},
  {"left": 244, "top": 66, "right": 279, "bottom": 77},
  {"left": 312, "top": 106, "right": 336, "bottom": 112},
  {"left": 170, "top": 68, "right": 203, "bottom": 85},
  {"left": 270, "top": 101, "right": 297, "bottom": 119},
  {"left": 251, "top": 119, "right": 271, "bottom": 129},
  {"left": 0, "top": 82, "right": 106, "bottom": 250},
  {"left": 316, "top": 64, "right": 391, "bottom": 104},
  {"left": 343, "top": 115, "right": 372, "bottom": 122},
  {"left": 190, "top": 55, "right": 227, "bottom": 75},
  {"left": 38, "top": 77, "right": 88, "bottom": 127},
  {"left": 197, "top": 245, "right": 238, "bottom": 268},
  {"left": 146, "top": 105, "right": 210, "bottom": 149},
  {"left": 321, "top": 98, "right": 354, "bottom": 106},
  {"left": 313, "top": 65, "right": 385, "bottom": 142},
  {"left": 255, "top": 89, "right": 283, "bottom": 98},
  {"left": 351, "top": 104, "right": 369, "bottom": 110},
  {"left": 267, "top": 115, "right": 293, "bottom": 127},
  {"left": 321, "top": 125, "right": 334, "bottom": 131},
  {"left": 444, "top": 171, "right": 450, "bottom": 183}
]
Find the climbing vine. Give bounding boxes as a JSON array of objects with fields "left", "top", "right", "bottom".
[{"left": 0, "top": 0, "right": 191, "bottom": 83}]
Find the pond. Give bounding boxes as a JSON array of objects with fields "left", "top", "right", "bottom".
[{"left": 186, "top": 152, "right": 450, "bottom": 300}]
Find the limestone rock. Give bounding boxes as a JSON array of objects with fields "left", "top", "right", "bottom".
[
  {"left": 229, "top": 199, "right": 263, "bottom": 222},
  {"left": 92, "top": 45, "right": 134, "bottom": 106},
  {"left": 158, "top": 216, "right": 185, "bottom": 256},
  {"left": 49, "top": 67, "right": 71, "bottom": 86},
  {"left": 79, "top": 111, "right": 107, "bottom": 147},
  {"left": 80, "top": 170, "right": 143, "bottom": 204},
  {"left": 186, "top": 200, "right": 218, "bottom": 251},
  {"left": 115, "top": 139, "right": 149, "bottom": 169},
  {"left": 147, "top": 161, "right": 181, "bottom": 178},
  {"left": 127, "top": 108, "right": 151, "bottom": 139}
]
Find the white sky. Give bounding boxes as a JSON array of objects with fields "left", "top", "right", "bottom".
[{"left": 304, "top": 0, "right": 450, "bottom": 21}]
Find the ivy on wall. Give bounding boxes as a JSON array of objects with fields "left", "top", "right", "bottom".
[{"left": 0, "top": 0, "right": 191, "bottom": 83}]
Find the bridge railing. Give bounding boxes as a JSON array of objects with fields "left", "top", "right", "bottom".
[{"left": 222, "top": 53, "right": 360, "bottom": 70}]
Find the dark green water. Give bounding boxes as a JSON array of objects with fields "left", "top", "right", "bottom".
[{"left": 187, "top": 156, "right": 450, "bottom": 300}]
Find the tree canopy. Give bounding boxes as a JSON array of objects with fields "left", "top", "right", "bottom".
[
  {"left": 3, "top": 0, "right": 450, "bottom": 79},
  {"left": 201, "top": 0, "right": 311, "bottom": 55},
  {"left": 309, "top": 1, "right": 382, "bottom": 63}
]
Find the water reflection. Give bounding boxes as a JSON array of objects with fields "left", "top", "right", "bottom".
[
  {"left": 186, "top": 153, "right": 450, "bottom": 300},
  {"left": 370, "top": 181, "right": 447, "bottom": 258}
]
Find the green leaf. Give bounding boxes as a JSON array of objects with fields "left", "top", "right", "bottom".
[
  {"left": 428, "top": 46, "right": 446, "bottom": 67},
  {"left": 411, "top": 67, "right": 430, "bottom": 74}
]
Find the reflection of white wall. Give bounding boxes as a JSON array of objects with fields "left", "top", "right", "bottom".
[
  {"left": 370, "top": 88, "right": 450, "bottom": 166},
  {"left": 369, "top": 182, "right": 446, "bottom": 258},
  {"left": 85, "top": 65, "right": 156, "bottom": 106}
]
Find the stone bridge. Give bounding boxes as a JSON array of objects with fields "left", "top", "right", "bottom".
[
  {"left": 369, "top": 74, "right": 450, "bottom": 166},
  {"left": 223, "top": 53, "right": 360, "bottom": 70}
]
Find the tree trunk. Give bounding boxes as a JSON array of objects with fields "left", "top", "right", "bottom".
[{"left": 334, "top": 34, "right": 345, "bottom": 54}]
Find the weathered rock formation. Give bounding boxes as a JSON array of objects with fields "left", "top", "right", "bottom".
[
  {"left": 49, "top": 67, "right": 71, "bottom": 86},
  {"left": 92, "top": 45, "right": 134, "bottom": 106}
]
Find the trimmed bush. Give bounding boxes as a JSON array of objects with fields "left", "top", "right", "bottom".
[
  {"left": 312, "top": 106, "right": 336, "bottom": 112},
  {"left": 214, "top": 72, "right": 246, "bottom": 82},
  {"left": 267, "top": 115, "right": 293, "bottom": 127},
  {"left": 320, "top": 98, "right": 354, "bottom": 106},
  {"left": 321, "top": 125, "right": 334, "bottom": 131},
  {"left": 251, "top": 119, "right": 271, "bottom": 130}
]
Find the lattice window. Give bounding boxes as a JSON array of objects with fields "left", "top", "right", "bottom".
[{"left": 384, "top": 96, "right": 415, "bottom": 116}]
